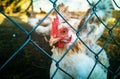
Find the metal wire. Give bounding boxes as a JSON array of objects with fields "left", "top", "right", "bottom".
[{"left": 0, "top": 0, "right": 120, "bottom": 79}]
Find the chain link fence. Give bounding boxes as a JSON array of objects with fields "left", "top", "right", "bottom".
[{"left": 0, "top": 0, "right": 120, "bottom": 79}]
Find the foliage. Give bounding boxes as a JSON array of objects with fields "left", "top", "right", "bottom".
[{"left": 0, "top": 0, "right": 32, "bottom": 14}]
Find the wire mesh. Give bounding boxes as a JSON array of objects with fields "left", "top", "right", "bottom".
[{"left": 0, "top": 0, "right": 120, "bottom": 79}]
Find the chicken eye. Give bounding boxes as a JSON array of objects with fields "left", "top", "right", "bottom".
[
  {"left": 62, "top": 30, "right": 66, "bottom": 33},
  {"left": 61, "top": 28, "right": 68, "bottom": 34},
  {"left": 58, "top": 27, "right": 68, "bottom": 35}
]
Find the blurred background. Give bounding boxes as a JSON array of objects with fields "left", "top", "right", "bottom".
[{"left": 0, "top": 0, "right": 120, "bottom": 79}]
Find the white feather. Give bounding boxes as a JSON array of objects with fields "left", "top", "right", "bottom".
[{"left": 28, "top": 16, "right": 52, "bottom": 35}]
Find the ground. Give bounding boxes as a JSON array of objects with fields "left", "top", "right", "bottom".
[{"left": 0, "top": 10, "right": 120, "bottom": 79}]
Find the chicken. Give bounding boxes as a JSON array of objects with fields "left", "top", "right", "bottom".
[
  {"left": 27, "top": 0, "right": 113, "bottom": 78},
  {"left": 49, "top": 15, "right": 108, "bottom": 79},
  {"left": 27, "top": 11, "right": 53, "bottom": 42},
  {"left": 78, "top": 0, "right": 113, "bottom": 43},
  {"left": 27, "top": 3, "right": 83, "bottom": 36},
  {"left": 27, "top": 11, "right": 52, "bottom": 35},
  {"left": 49, "top": 0, "right": 113, "bottom": 79}
]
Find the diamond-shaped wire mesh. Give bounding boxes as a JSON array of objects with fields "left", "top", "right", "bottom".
[{"left": 0, "top": 0, "right": 120, "bottom": 79}]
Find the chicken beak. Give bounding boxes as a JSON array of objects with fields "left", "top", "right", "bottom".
[{"left": 49, "top": 37, "right": 59, "bottom": 46}]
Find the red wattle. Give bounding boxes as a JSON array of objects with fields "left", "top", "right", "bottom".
[{"left": 55, "top": 41, "right": 65, "bottom": 48}]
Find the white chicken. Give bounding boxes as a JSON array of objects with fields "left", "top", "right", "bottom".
[
  {"left": 27, "top": 0, "right": 113, "bottom": 78},
  {"left": 49, "top": 0, "right": 113, "bottom": 79},
  {"left": 49, "top": 15, "right": 108, "bottom": 79},
  {"left": 27, "top": 11, "right": 52, "bottom": 35}
]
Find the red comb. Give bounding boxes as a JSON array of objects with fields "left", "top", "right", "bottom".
[{"left": 51, "top": 16, "right": 59, "bottom": 37}]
